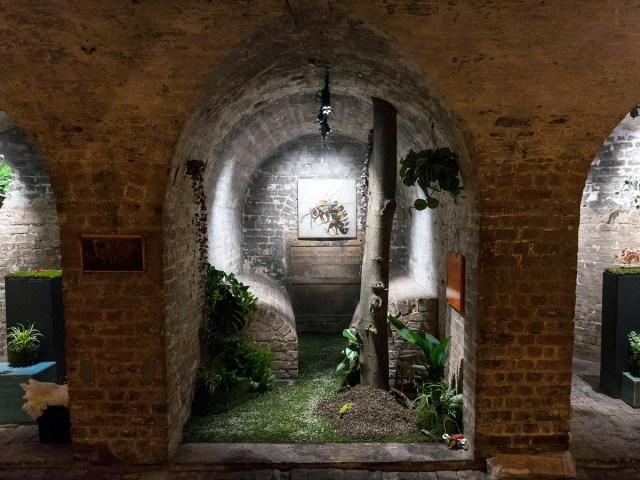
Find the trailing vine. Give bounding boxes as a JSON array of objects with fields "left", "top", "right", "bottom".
[
  {"left": 358, "top": 128, "right": 373, "bottom": 234},
  {"left": 186, "top": 159, "right": 208, "bottom": 275}
]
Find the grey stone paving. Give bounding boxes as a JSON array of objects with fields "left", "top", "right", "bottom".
[
  {"left": 1, "top": 357, "right": 640, "bottom": 478},
  {"left": 570, "top": 357, "right": 640, "bottom": 467}
]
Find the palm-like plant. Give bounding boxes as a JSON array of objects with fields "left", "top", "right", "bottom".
[{"left": 388, "top": 315, "right": 451, "bottom": 382}]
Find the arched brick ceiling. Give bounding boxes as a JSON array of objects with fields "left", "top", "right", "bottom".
[{"left": 170, "top": 6, "right": 475, "bottom": 206}]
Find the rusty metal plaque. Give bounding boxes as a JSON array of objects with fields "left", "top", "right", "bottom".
[{"left": 446, "top": 251, "right": 464, "bottom": 313}]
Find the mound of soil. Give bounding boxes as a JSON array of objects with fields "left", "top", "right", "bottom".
[{"left": 315, "top": 385, "right": 416, "bottom": 440}]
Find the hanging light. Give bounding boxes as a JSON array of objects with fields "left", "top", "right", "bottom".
[{"left": 315, "top": 67, "right": 332, "bottom": 137}]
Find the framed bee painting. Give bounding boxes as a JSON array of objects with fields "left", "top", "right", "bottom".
[{"left": 297, "top": 178, "right": 357, "bottom": 239}]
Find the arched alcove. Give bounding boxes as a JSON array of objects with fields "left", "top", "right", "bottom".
[
  {"left": 163, "top": 7, "right": 479, "bottom": 457},
  {"left": 0, "top": 112, "right": 62, "bottom": 361},
  {"left": 575, "top": 114, "right": 640, "bottom": 362}
]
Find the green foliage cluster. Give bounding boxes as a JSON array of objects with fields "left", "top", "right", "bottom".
[
  {"left": 195, "top": 265, "right": 275, "bottom": 413},
  {"left": 388, "top": 315, "right": 451, "bottom": 383},
  {"left": 388, "top": 315, "right": 463, "bottom": 437},
  {"left": 629, "top": 331, "right": 640, "bottom": 376},
  {"left": 0, "top": 162, "right": 12, "bottom": 197},
  {"left": 5, "top": 269, "right": 62, "bottom": 279},
  {"left": 399, "top": 148, "right": 463, "bottom": 210},
  {"left": 185, "top": 333, "right": 427, "bottom": 443},
  {"left": 335, "top": 328, "right": 362, "bottom": 387},
  {"left": 7, "top": 323, "right": 42, "bottom": 367},
  {"left": 414, "top": 381, "right": 463, "bottom": 438},
  {"left": 187, "top": 333, "right": 348, "bottom": 442},
  {"left": 204, "top": 265, "right": 258, "bottom": 336}
]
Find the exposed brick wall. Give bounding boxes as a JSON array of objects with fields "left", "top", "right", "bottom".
[
  {"left": 238, "top": 274, "right": 298, "bottom": 383},
  {"left": 163, "top": 173, "right": 203, "bottom": 460},
  {"left": 0, "top": 116, "right": 61, "bottom": 360},
  {"left": 401, "top": 139, "right": 478, "bottom": 437},
  {"left": 241, "top": 133, "right": 407, "bottom": 282},
  {"left": 240, "top": 134, "right": 373, "bottom": 334},
  {"left": 387, "top": 275, "right": 438, "bottom": 382},
  {"left": 2, "top": 0, "right": 639, "bottom": 466},
  {"left": 575, "top": 115, "right": 640, "bottom": 361}
]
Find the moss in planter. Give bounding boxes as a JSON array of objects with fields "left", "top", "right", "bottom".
[
  {"left": 5, "top": 270, "right": 62, "bottom": 279},
  {"left": 605, "top": 267, "right": 640, "bottom": 275}
]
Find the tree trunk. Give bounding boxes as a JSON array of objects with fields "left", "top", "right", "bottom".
[{"left": 356, "top": 97, "right": 397, "bottom": 389}]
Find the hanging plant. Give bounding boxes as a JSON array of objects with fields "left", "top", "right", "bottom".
[{"left": 399, "top": 147, "right": 463, "bottom": 210}]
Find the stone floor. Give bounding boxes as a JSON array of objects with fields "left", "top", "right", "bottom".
[
  {"left": 569, "top": 357, "right": 640, "bottom": 468},
  {"left": 0, "top": 358, "right": 638, "bottom": 479}
]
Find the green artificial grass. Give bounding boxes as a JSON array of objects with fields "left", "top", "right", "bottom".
[
  {"left": 183, "top": 333, "right": 432, "bottom": 443},
  {"left": 5, "top": 269, "right": 62, "bottom": 279},
  {"left": 606, "top": 267, "right": 640, "bottom": 275},
  {"left": 184, "top": 332, "right": 346, "bottom": 442}
]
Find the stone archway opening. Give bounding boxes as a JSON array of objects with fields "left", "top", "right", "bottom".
[
  {"left": 0, "top": 111, "right": 64, "bottom": 426},
  {"left": 572, "top": 112, "right": 640, "bottom": 463},
  {"left": 575, "top": 114, "right": 640, "bottom": 364},
  {"left": 163, "top": 7, "right": 479, "bottom": 462}
]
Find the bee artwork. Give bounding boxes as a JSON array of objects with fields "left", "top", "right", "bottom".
[{"left": 297, "top": 178, "right": 357, "bottom": 239}]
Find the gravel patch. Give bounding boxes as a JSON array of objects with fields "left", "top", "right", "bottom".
[{"left": 315, "top": 385, "right": 416, "bottom": 440}]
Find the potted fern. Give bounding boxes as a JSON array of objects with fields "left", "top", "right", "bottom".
[
  {"left": 7, "top": 323, "right": 43, "bottom": 367},
  {"left": 5, "top": 269, "right": 65, "bottom": 380}
]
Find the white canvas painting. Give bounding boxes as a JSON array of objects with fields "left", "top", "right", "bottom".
[{"left": 297, "top": 178, "right": 357, "bottom": 239}]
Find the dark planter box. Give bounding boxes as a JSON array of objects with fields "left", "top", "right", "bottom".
[
  {"left": 5, "top": 276, "right": 66, "bottom": 381},
  {"left": 600, "top": 270, "right": 640, "bottom": 398},
  {"left": 37, "top": 406, "right": 71, "bottom": 443},
  {"left": 622, "top": 372, "right": 640, "bottom": 408}
]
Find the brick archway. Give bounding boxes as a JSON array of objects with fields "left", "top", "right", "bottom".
[
  {"left": 0, "top": 112, "right": 62, "bottom": 364},
  {"left": 575, "top": 113, "right": 640, "bottom": 363},
  {"left": 163, "top": 7, "right": 479, "bottom": 458}
]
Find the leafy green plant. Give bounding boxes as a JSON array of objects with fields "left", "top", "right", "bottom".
[
  {"left": 336, "top": 328, "right": 362, "bottom": 386},
  {"left": 201, "top": 265, "right": 259, "bottom": 365},
  {"left": 414, "top": 381, "right": 463, "bottom": 437},
  {"left": 399, "top": 148, "right": 463, "bottom": 210},
  {"left": 7, "top": 323, "right": 43, "bottom": 367},
  {"left": 242, "top": 346, "right": 276, "bottom": 392},
  {"left": 197, "top": 358, "right": 225, "bottom": 395},
  {"left": 629, "top": 331, "right": 640, "bottom": 376},
  {"left": 388, "top": 315, "right": 451, "bottom": 382},
  {"left": 195, "top": 265, "right": 275, "bottom": 413},
  {"left": 414, "top": 381, "right": 463, "bottom": 421},
  {"left": 0, "top": 162, "right": 12, "bottom": 198},
  {"left": 205, "top": 265, "right": 257, "bottom": 336}
]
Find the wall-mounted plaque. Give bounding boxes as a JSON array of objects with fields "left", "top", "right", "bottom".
[
  {"left": 297, "top": 178, "right": 356, "bottom": 239},
  {"left": 446, "top": 251, "right": 464, "bottom": 313},
  {"left": 81, "top": 234, "right": 145, "bottom": 272}
]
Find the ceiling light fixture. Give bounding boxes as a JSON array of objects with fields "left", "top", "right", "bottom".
[{"left": 315, "top": 67, "right": 332, "bottom": 137}]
